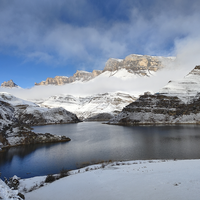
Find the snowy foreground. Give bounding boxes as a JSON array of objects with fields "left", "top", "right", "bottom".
[{"left": 1, "top": 159, "right": 199, "bottom": 200}]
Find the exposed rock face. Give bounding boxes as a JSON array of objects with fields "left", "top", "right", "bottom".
[
  {"left": 103, "top": 55, "right": 175, "bottom": 76},
  {"left": 1, "top": 80, "right": 18, "bottom": 88},
  {"left": 0, "top": 92, "right": 80, "bottom": 150},
  {"left": 108, "top": 65, "right": 200, "bottom": 125},
  {"left": 35, "top": 70, "right": 102, "bottom": 86},
  {"left": 39, "top": 92, "right": 136, "bottom": 121}
]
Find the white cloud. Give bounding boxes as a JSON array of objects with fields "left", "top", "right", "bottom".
[
  {"left": 0, "top": 60, "right": 195, "bottom": 101},
  {"left": 1, "top": 0, "right": 200, "bottom": 67},
  {"left": 0, "top": 0, "right": 200, "bottom": 90}
]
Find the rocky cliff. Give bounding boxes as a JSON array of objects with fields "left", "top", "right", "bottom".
[
  {"left": 35, "top": 70, "right": 102, "bottom": 86},
  {"left": 108, "top": 65, "right": 200, "bottom": 125},
  {"left": 103, "top": 54, "right": 175, "bottom": 76},
  {"left": 1, "top": 80, "right": 18, "bottom": 88}
]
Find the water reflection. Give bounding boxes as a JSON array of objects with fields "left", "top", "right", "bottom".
[{"left": 1, "top": 122, "right": 200, "bottom": 178}]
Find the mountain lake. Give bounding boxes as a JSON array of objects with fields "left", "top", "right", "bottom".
[{"left": 1, "top": 122, "right": 200, "bottom": 179}]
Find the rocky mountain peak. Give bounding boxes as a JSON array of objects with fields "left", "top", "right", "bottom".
[
  {"left": 103, "top": 54, "right": 174, "bottom": 76},
  {"left": 1, "top": 80, "right": 18, "bottom": 88}
]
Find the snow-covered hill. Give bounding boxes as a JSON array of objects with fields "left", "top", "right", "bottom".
[
  {"left": 108, "top": 65, "right": 200, "bottom": 125},
  {"left": 0, "top": 92, "right": 80, "bottom": 128},
  {"left": 38, "top": 92, "right": 136, "bottom": 120},
  {"left": 0, "top": 92, "right": 80, "bottom": 151},
  {"left": 160, "top": 65, "right": 200, "bottom": 102}
]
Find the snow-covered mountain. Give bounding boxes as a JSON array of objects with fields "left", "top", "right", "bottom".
[
  {"left": 108, "top": 65, "right": 200, "bottom": 125},
  {"left": 35, "top": 54, "right": 175, "bottom": 86},
  {"left": 38, "top": 92, "right": 136, "bottom": 121},
  {"left": 160, "top": 65, "right": 200, "bottom": 102},
  {"left": 0, "top": 92, "right": 80, "bottom": 150},
  {"left": 0, "top": 92, "right": 80, "bottom": 128},
  {"left": 102, "top": 54, "right": 175, "bottom": 78}
]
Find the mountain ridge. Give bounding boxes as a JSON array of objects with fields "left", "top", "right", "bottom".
[{"left": 35, "top": 54, "right": 175, "bottom": 86}]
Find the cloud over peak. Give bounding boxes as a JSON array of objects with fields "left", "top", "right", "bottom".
[{"left": 0, "top": 0, "right": 200, "bottom": 73}]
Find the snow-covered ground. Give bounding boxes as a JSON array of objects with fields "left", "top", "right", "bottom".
[
  {"left": 12, "top": 159, "right": 200, "bottom": 200},
  {"left": 0, "top": 179, "right": 22, "bottom": 200}
]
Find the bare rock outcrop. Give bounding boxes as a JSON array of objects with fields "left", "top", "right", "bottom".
[
  {"left": 35, "top": 70, "right": 102, "bottom": 86},
  {"left": 103, "top": 54, "right": 174, "bottom": 76},
  {"left": 1, "top": 80, "right": 18, "bottom": 88}
]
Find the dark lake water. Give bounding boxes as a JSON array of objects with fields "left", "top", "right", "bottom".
[{"left": 1, "top": 122, "right": 200, "bottom": 179}]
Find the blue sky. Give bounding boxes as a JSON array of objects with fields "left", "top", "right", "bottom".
[{"left": 0, "top": 0, "right": 200, "bottom": 88}]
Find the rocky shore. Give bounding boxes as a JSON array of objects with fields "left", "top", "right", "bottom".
[{"left": 0, "top": 126, "right": 71, "bottom": 151}]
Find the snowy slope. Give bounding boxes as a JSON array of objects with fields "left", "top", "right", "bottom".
[
  {"left": 0, "top": 92, "right": 80, "bottom": 127},
  {"left": 24, "top": 159, "right": 200, "bottom": 200},
  {"left": 98, "top": 68, "right": 156, "bottom": 79},
  {"left": 39, "top": 92, "right": 136, "bottom": 120},
  {"left": 160, "top": 65, "right": 200, "bottom": 102}
]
